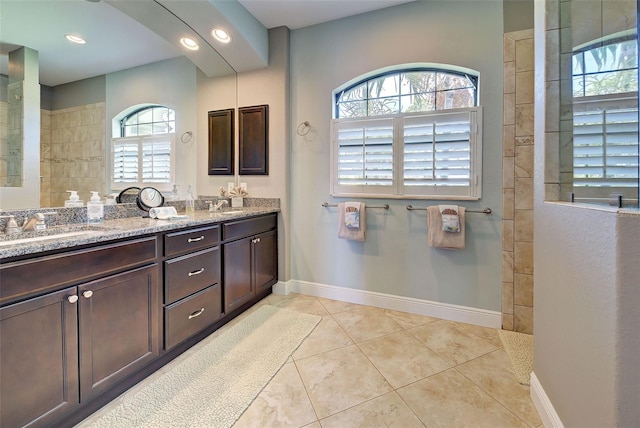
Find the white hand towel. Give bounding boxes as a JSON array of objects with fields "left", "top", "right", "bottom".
[
  {"left": 427, "top": 206, "right": 465, "bottom": 249},
  {"left": 439, "top": 204, "right": 460, "bottom": 232},
  {"left": 338, "top": 202, "right": 366, "bottom": 241},
  {"left": 344, "top": 201, "right": 361, "bottom": 229},
  {"left": 149, "top": 206, "right": 178, "bottom": 219}
]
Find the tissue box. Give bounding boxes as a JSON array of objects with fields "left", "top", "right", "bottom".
[{"left": 231, "top": 197, "right": 243, "bottom": 208}]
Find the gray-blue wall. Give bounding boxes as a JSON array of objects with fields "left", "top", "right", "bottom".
[{"left": 289, "top": 0, "right": 504, "bottom": 313}]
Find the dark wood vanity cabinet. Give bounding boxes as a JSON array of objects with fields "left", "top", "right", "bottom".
[
  {"left": 163, "top": 225, "right": 223, "bottom": 349},
  {"left": 0, "top": 287, "right": 79, "bottom": 428},
  {"left": 78, "top": 266, "right": 159, "bottom": 401},
  {"left": 0, "top": 238, "right": 159, "bottom": 428},
  {"left": 0, "top": 212, "right": 277, "bottom": 427},
  {"left": 223, "top": 214, "right": 278, "bottom": 313}
]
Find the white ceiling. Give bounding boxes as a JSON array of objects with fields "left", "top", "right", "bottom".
[
  {"left": 238, "top": 0, "right": 416, "bottom": 30},
  {"left": 0, "top": 0, "right": 415, "bottom": 87}
]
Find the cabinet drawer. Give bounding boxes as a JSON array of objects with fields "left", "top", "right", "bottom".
[
  {"left": 164, "top": 225, "right": 220, "bottom": 257},
  {"left": 222, "top": 213, "right": 276, "bottom": 242},
  {"left": 164, "top": 285, "right": 221, "bottom": 349},
  {"left": 0, "top": 236, "right": 157, "bottom": 305},
  {"left": 164, "top": 246, "right": 220, "bottom": 304}
]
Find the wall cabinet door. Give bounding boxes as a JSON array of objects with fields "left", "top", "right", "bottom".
[
  {"left": 223, "top": 237, "right": 253, "bottom": 313},
  {"left": 0, "top": 287, "right": 79, "bottom": 428},
  {"left": 253, "top": 229, "right": 278, "bottom": 294},
  {"left": 238, "top": 104, "right": 269, "bottom": 175},
  {"left": 78, "top": 265, "right": 159, "bottom": 401}
]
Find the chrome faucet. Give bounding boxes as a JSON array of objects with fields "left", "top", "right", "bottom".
[
  {"left": 21, "top": 213, "right": 47, "bottom": 232},
  {"left": 1, "top": 213, "right": 49, "bottom": 234},
  {"left": 206, "top": 200, "right": 229, "bottom": 212}
]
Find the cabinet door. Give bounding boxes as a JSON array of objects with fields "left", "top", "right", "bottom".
[
  {"left": 253, "top": 229, "right": 278, "bottom": 294},
  {"left": 78, "top": 265, "right": 159, "bottom": 401},
  {"left": 223, "top": 237, "right": 253, "bottom": 313},
  {"left": 0, "top": 287, "right": 79, "bottom": 428}
]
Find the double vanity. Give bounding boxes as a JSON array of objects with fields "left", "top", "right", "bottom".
[{"left": 0, "top": 206, "right": 279, "bottom": 427}]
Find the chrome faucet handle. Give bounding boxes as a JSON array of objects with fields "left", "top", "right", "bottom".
[
  {"left": 0, "top": 215, "right": 21, "bottom": 234},
  {"left": 205, "top": 201, "right": 214, "bottom": 212}
]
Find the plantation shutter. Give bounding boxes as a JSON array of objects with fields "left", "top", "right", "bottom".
[
  {"left": 331, "top": 108, "right": 482, "bottom": 198},
  {"left": 332, "top": 118, "right": 394, "bottom": 195},
  {"left": 573, "top": 106, "right": 639, "bottom": 192},
  {"left": 112, "top": 135, "right": 174, "bottom": 188},
  {"left": 403, "top": 110, "right": 478, "bottom": 197},
  {"left": 142, "top": 136, "right": 172, "bottom": 184},
  {"left": 112, "top": 138, "right": 139, "bottom": 184}
]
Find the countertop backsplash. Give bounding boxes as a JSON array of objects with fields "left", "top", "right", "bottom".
[{"left": 0, "top": 197, "right": 280, "bottom": 231}]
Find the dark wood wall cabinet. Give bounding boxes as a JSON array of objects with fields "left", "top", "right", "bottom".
[
  {"left": 239, "top": 104, "right": 269, "bottom": 175},
  {"left": 0, "top": 213, "right": 278, "bottom": 428},
  {"left": 207, "top": 108, "right": 234, "bottom": 175}
]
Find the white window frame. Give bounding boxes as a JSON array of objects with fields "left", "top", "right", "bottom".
[
  {"left": 330, "top": 107, "right": 482, "bottom": 200},
  {"left": 110, "top": 105, "right": 176, "bottom": 192}
]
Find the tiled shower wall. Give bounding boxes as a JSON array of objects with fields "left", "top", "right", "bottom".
[
  {"left": 40, "top": 109, "right": 51, "bottom": 207},
  {"left": 1, "top": 83, "right": 24, "bottom": 187},
  {"left": 502, "top": 29, "right": 535, "bottom": 334},
  {"left": 0, "top": 101, "right": 7, "bottom": 186},
  {"left": 44, "top": 102, "right": 106, "bottom": 207}
]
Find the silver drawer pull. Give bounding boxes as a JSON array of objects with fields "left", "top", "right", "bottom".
[
  {"left": 82, "top": 290, "right": 93, "bottom": 299},
  {"left": 252, "top": 237, "right": 261, "bottom": 244},
  {"left": 188, "top": 236, "right": 205, "bottom": 243},
  {"left": 188, "top": 308, "right": 205, "bottom": 319},
  {"left": 68, "top": 295, "right": 79, "bottom": 304},
  {"left": 188, "top": 268, "right": 205, "bottom": 277}
]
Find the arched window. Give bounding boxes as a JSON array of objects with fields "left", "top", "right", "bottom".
[
  {"left": 571, "top": 37, "right": 639, "bottom": 199},
  {"left": 331, "top": 65, "right": 482, "bottom": 199},
  {"left": 335, "top": 68, "right": 478, "bottom": 118},
  {"left": 110, "top": 105, "right": 175, "bottom": 190}
]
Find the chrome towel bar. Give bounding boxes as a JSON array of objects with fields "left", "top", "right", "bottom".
[
  {"left": 406, "top": 205, "right": 492, "bottom": 214},
  {"left": 322, "top": 202, "right": 389, "bottom": 210}
]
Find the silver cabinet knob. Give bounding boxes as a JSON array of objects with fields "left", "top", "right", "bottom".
[
  {"left": 82, "top": 290, "right": 93, "bottom": 299},
  {"left": 68, "top": 295, "right": 79, "bottom": 303}
]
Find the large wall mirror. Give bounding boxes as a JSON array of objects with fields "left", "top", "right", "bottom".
[
  {"left": 0, "top": 0, "right": 237, "bottom": 210},
  {"left": 559, "top": 0, "right": 639, "bottom": 208}
]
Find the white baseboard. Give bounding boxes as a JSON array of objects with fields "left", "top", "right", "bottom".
[
  {"left": 274, "top": 279, "right": 501, "bottom": 328},
  {"left": 530, "top": 372, "right": 564, "bottom": 428}
]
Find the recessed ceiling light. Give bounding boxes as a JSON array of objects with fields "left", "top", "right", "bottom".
[
  {"left": 65, "top": 34, "right": 86, "bottom": 44},
  {"left": 211, "top": 28, "right": 231, "bottom": 44},
  {"left": 180, "top": 37, "right": 199, "bottom": 51}
]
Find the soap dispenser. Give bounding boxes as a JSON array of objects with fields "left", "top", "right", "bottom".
[
  {"left": 65, "top": 190, "right": 84, "bottom": 208},
  {"left": 185, "top": 185, "right": 195, "bottom": 215},
  {"left": 87, "top": 191, "right": 104, "bottom": 224}
]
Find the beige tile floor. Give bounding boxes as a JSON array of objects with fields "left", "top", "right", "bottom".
[
  {"left": 80, "top": 292, "right": 542, "bottom": 428},
  {"left": 234, "top": 293, "right": 542, "bottom": 428}
]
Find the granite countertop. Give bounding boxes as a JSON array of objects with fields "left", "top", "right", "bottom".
[{"left": 0, "top": 207, "right": 279, "bottom": 259}]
